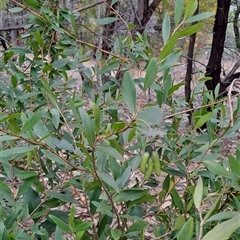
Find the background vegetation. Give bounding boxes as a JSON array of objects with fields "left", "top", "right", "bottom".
[{"left": 1, "top": 0, "right": 240, "bottom": 239}]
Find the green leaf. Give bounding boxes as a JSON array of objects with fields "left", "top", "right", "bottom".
[
  {"left": 162, "top": 13, "right": 171, "bottom": 44},
  {"left": 94, "top": 17, "right": 118, "bottom": 25},
  {"left": 52, "top": 58, "right": 70, "bottom": 68},
  {"left": 203, "top": 194, "right": 222, "bottom": 223},
  {"left": 184, "top": 0, "right": 198, "bottom": 19},
  {"left": 34, "top": 30, "right": 44, "bottom": 47},
  {"left": 22, "top": 109, "right": 47, "bottom": 133},
  {"left": 193, "top": 176, "right": 203, "bottom": 210},
  {"left": 15, "top": 171, "right": 38, "bottom": 179},
  {"left": 111, "top": 228, "right": 122, "bottom": 240},
  {"left": 41, "top": 149, "right": 66, "bottom": 165},
  {"left": 49, "top": 215, "right": 71, "bottom": 233},
  {"left": 206, "top": 212, "right": 239, "bottom": 223},
  {"left": 185, "top": 12, "right": 214, "bottom": 23},
  {"left": 96, "top": 143, "right": 123, "bottom": 161},
  {"left": 8, "top": 7, "right": 23, "bottom": 13},
  {"left": 92, "top": 201, "right": 115, "bottom": 218},
  {"left": 203, "top": 160, "right": 231, "bottom": 177},
  {"left": 122, "top": 71, "right": 136, "bottom": 114},
  {"left": 73, "top": 222, "right": 93, "bottom": 231},
  {"left": 114, "top": 189, "right": 149, "bottom": 202},
  {"left": 177, "top": 217, "right": 193, "bottom": 240},
  {"left": 174, "top": 0, "right": 184, "bottom": 27},
  {"left": 137, "top": 106, "right": 164, "bottom": 125},
  {"left": 144, "top": 58, "right": 157, "bottom": 91},
  {"left": 46, "top": 191, "right": 79, "bottom": 204},
  {"left": 90, "top": 102, "right": 100, "bottom": 134},
  {"left": 24, "top": 0, "right": 41, "bottom": 9},
  {"left": 178, "top": 23, "right": 204, "bottom": 38},
  {"left": 50, "top": 108, "right": 60, "bottom": 129},
  {"left": 79, "top": 107, "right": 95, "bottom": 147},
  {"left": 41, "top": 78, "right": 58, "bottom": 108},
  {"left": 97, "top": 172, "right": 120, "bottom": 193},
  {"left": 228, "top": 154, "right": 240, "bottom": 178},
  {"left": 4, "top": 208, "right": 20, "bottom": 229},
  {"left": 54, "top": 227, "right": 65, "bottom": 240},
  {"left": 194, "top": 111, "right": 212, "bottom": 129},
  {"left": 159, "top": 33, "right": 178, "bottom": 60},
  {"left": 0, "top": 145, "right": 38, "bottom": 158},
  {"left": 71, "top": 13, "right": 78, "bottom": 37},
  {"left": 201, "top": 215, "right": 240, "bottom": 240}
]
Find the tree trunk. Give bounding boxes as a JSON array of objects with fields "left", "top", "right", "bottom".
[
  {"left": 101, "top": 1, "right": 119, "bottom": 59},
  {"left": 132, "top": 0, "right": 162, "bottom": 35},
  {"left": 233, "top": 5, "right": 240, "bottom": 51},
  {"left": 185, "top": 6, "right": 199, "bottom": 124},
  {"left": 205, "top": 0, "right": 231, "bottom": 95}
]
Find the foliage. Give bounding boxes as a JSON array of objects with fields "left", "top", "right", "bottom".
[{"left": 1, "top": 0, "right": 240, "bottom": 239}]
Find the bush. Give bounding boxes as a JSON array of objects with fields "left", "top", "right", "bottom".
[{"left": 1, "top": 1, "right": 240, "bottom": 239}]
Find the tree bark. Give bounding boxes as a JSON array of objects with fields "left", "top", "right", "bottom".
[
  {"left": 233, "top": 5, "right": 240, "bottom": 50},
  {"left": 185, "top": 6, "right": 199, "bottom": 124},
  {"left": 132, "top": 0, "right": 162, "bottom": 35},
  {"left": 205, "top": 0, "right": 231, "bottom": 95}
]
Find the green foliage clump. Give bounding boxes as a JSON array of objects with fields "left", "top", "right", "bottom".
[{"left": 1, "top": 0, "right": 240, "bottom": 239}]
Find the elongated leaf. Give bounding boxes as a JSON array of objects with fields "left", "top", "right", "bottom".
[
  {"left": 0, "top": 145, "right": 38, "bottom": 158},
  {"left": 114, "top": 189, "right": 148, "bottom": 202},
  {"left": 46, "top": 191, "right": 79, "bottom": 204},
  {"left": 41, "top": 149, "right": 66, "bottom": 165},
  {"left": 159, "top": 33, "right": 178, "bottom": 60},
  {"left": 162, "top": 13, "right": 171, "bottom": 44},
  {"left": 203, "top": 160, "right": 230, "bottom": 177},
  {"left": 137, "top": 106, "right": 164, "bottom": 125},
  {"left": 193, "top": 176, "right": 203, "bottom": 210},
  {"left": 178, "top": 23, "right": 203, "bottom": 38},
  {"left": 111, "top": 228, "right": 122, "bottom": 240},
  {"left": 184, "top": 0, "right": 198, "bottom": 19},
  {"left": 49, "top": 215, "right": 71, "bottom": 233},
  {"left": 122, "top": 72, "right": 136, "bottom": 114},
  {"left": 94, "top": 17, "right": 118, "bottom": 25},
  {"left": 177, "top": 217, "right": 193, "bottom": 240},
  {"left": 194, "top": 112, "right": 212, "bottom": 129},
  {"left": 79, "top": 107, "right": 95, "bottom": 147},
  {"left": 174, "top": 0, "right": 184, "bottom": 27},
  {"left": 96, "top": 143, "right": 123, "bottom": 161},
  {"left": 52, "top": 58, "right": 70, "bottom": 68},
  {"left": 97, "top": 172, "right": 120, "bottom": 193},
  {"left": 228, "top": 154, "right": 240, "bottom": 178},
  {"left": 24, "top": 0, "right": 41, "bottom": 9},
  {"left": 201, "top": 215, "right": 240, "bottom": 240},
  {"left": 185, "top": 12, "right": 214, "bottom": 23},
  {"left": 206, "top": 212, "right": 239, "bottom": 223},
  {"left": 22, "top": 109, "right": 47, "bottom": 133},
  {"left": 144, "top": 58, "right": 157, "bottom": 91},
  {"left": 203, "top": 194, "right": 222, "bottom": 223}
]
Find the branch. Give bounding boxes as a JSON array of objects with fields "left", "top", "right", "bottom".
[
  {"left": 221, "top": 71, "right": 240, "bottom": 87},
  {"left": 73, "top": 1, "right": 104, "bottom": 13},
  {"left": 0, "top": 25, "right": 25, "bottom": 31},
  {"left": 224, "top": 59, "right": 240, "bottom": 79}
]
